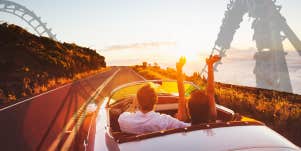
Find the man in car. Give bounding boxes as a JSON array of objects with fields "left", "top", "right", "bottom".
[
  {"left": 118, "top": 84, "right": 190, "bottom": 134},
  {"left": 176, "top": 55, "right": 221, "bottom": 124}
]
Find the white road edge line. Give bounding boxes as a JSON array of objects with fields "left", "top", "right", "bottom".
[
  {"left": 0, "top": 68, "right": 113, "bottom": 112},
  {"left": 49, "top": 68, "right": 120, "bottom": 151},
  {"left": 130, "top": 68, "right": 146, "bottom": 81}
]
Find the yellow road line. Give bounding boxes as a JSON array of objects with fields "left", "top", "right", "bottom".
[{"left": 48, "top": 68, "right": 120, "bottom": 151}]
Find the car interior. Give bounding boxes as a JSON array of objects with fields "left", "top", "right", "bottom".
[{"left": 107, "top": 94, "right": 237, "bottom": 141}]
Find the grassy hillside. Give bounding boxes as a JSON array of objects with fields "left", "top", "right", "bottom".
[
  {"left": 132, "top": 63, "right": 301, "bottom": 146},
  {"left": 0, "top": 23, "right": 106, "bottom": 105}
]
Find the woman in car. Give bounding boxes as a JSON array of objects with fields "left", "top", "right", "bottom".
[
  {"left": 176, "top": 55, "right": 221, "bottom": 124},
  {"left": 118, "top": 54, "right": 221, "bottom": 135}
]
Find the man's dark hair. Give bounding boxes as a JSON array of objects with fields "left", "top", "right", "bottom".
[
  {"left": 137, "top": 84, "right": 157, "bottom": 112},
  {"left": 188, "top": 90, "right": 210, "bottom": 125}
]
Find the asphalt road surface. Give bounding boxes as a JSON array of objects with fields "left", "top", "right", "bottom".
[{"left": 0, "top": 67, "right": 145, "bottom": 151}]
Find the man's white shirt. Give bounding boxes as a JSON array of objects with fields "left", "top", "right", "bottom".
[{"left": 118, "top": 111, "right": 190, "bottom": 134}]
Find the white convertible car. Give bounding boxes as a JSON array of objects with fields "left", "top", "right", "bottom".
[{"left": 93, "top": 80, "right": 300, "bottom": 151}]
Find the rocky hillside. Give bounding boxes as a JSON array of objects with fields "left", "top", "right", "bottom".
[{"left": 0, "top": 23, "right": 106, "bottom": 105}]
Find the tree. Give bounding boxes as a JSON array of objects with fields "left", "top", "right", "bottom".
[{"left": 142, "top": 62, "right": 147, "bottom": 68}]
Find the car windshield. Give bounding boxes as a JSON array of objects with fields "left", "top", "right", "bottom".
[{"left": 108, "top": 80, "right": 199, "bottom": 106}]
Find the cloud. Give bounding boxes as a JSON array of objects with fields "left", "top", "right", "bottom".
[{"left": 104, "top": 41, "right": 176, "bottom": 51}]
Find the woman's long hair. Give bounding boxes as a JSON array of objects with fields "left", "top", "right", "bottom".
[{"left": 188, "top": 90, "right": 210, "bottom": 125}]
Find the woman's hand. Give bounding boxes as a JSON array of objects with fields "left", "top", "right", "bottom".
[
  {"left": 176, "top": 56, "right": 186, "bottom": 71},
  {"left": 206, "top": 55, "right": 221, "bottom": 65}
]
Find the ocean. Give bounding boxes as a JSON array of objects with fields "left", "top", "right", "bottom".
[{"left": 103, "top": 48, "right": 301, "bottom": 94}]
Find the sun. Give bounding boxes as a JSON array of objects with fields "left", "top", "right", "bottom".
[{"left": 172, "top": 46, "right": 203, "bottom": 63}]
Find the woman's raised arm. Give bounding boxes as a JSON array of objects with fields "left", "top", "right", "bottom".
[
  {"left": 176, "top": 57, "right": 189, "bottom": 121},
  {"left": 206, "top": 55, "right": 221, "bottom": 121}
]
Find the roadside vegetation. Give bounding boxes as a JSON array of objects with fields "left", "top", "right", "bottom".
[
  {"left": 0, "top": 23, "right": 107, "bottom": 106},
  {"left": 132, "top": 62, "right": 301, "bottom": 146}
]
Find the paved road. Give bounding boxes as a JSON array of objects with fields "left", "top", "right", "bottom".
[{"left": 0, "top": 67, "right": 145, "bottom": 151}]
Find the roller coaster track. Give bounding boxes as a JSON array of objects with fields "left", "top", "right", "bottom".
[
  {"left": 0, "top": 0, "right": 57, "bottom": 40},
  {"left": 200, "top": 0, "right": 244, "bottom": 76},
  {"left": 200, "top": 0, "right": 301, "bottom": 92},
  {"left": 200, "top": 0, "right": 284, "bottom": 76}
]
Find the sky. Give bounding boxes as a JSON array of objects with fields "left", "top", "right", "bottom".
[
  {"left": 1, "top": 0, "right": 301, "bottom": 93},
  {"left": 1, "top": 0, "right": 301, "bottom": 51}
]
